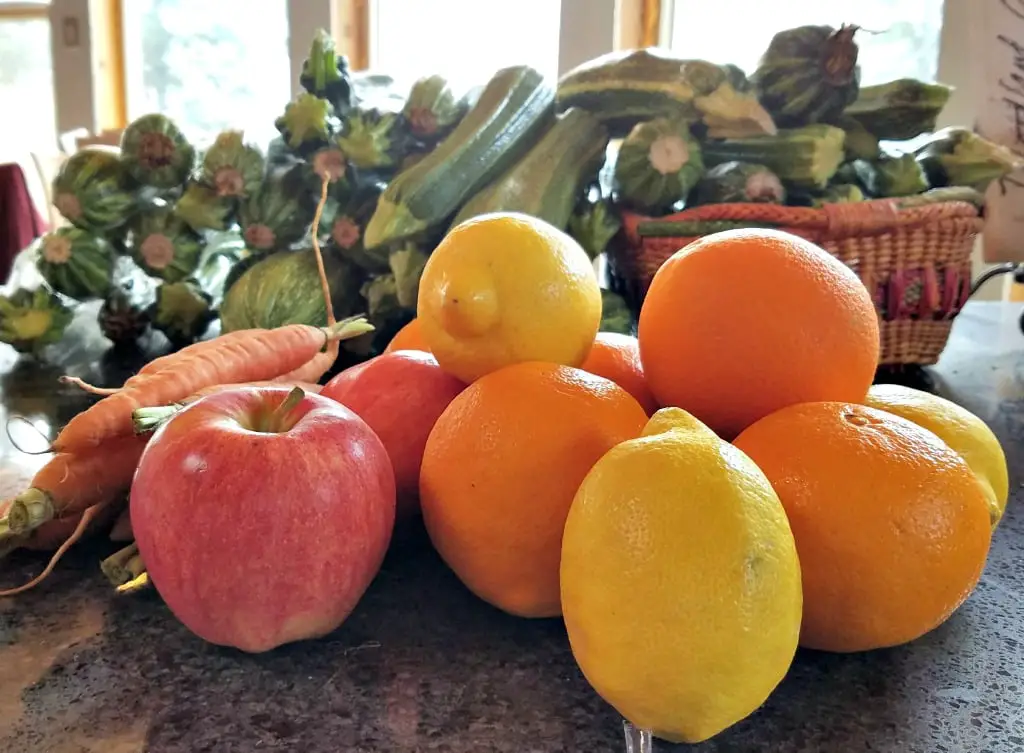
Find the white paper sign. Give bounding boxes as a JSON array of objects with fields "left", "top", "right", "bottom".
[{"left": 975, "top": 0, "right": 1024, "bottom": 262}]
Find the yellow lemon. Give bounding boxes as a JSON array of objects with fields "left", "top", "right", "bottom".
[
  {"left": 417, "top": 212, "right": 601, "bottom": 383},
  {"left": 865, "top": 384, "right": 1010, "bottom": 529},
  {"left": 560, "top": 407, "right": 802, "bottom": 744}
]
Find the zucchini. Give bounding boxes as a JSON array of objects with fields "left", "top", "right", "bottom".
[
  {"left": 363, "top": 65, "right": 554, "bottom": 249},
  {"left": 452, "top": 107, "right": 609, "bottom": 229},
  {"left": 693, "top": 162, "right": 786, "bottom": 205},
  {"left": 844, "top": 78, "right": 953, "bottom": 141},
  {"left": 637, "top": 219, "right": 767, "bottom": 237},
  {"left": 703, "top": 125, "right": 846, "bottom": 190},
  {"left": 558, "top": 49, "right": 763, "bottom": 138},
  {"left": 614, "top": 118, "right": 704, "bottom": 212}
]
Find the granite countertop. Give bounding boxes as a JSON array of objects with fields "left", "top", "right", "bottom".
[{"left": 0, "top": 301, "right": 1022, "bottom": 753}]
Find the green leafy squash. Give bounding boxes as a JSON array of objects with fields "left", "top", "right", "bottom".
[
  {"left": 219, "top": 248, "right": 361, "bottom": 332},
  {"left": 200, "top": 130, "right": 265, "bottom": 199},
  {"left": 37, "top": 227, "right": 115, "bottom": 300},
  {"left": 364, "top": 65, "right": 555, "bottom": 249},
  {"left": 452, "top": 107, "right": 610, "bottom": 230},
  {"left": 614, "top": 118, "right": 705, "bottom": 212},
  {"left": 752, "top": 25, "right": 861, "bottom": 127},
  {"left": 51, "top": 148, "right": 137, "bottom": 232}
]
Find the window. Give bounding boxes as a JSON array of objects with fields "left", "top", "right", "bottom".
[
  {"left": 120, "top": 0, "right": 291, "bottom": 147},
  {"left": 369, "top": 0, "right": 562, "bottom": 94},
  {"left": 0, "top": 1, "right": 56, "bottom": 156},
  {"left": 664, "top": 0, "right": 945, "bottom": 84}
]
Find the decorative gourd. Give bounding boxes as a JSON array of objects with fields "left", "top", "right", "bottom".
[
  {"left": 402, "top": 75, "right": 469, "bottom": 142},
  {"left": 51, "top": 148, "right": 137, "bottom": 232},
  {"left": 614, "top": 118, "right": 705, "bottom": 212},
  {"left": 914, "top": 127, "right": 1024, "bottom": 192},
  {"left": 36, "top": 227, "right": 116, "bottom": 300},
  {"left": 239, "top": 165, "right": 316, "bottom": 253},
  {"left": 752, "top": 25, "right": 861, "bottom": 127},
  {"left": 693, "top": 161, "right": 786, "bottom": 205}
]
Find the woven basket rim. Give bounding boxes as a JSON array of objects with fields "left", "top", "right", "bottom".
[{"left": 622, "top": 197, "right": 983, "bottom": 241}]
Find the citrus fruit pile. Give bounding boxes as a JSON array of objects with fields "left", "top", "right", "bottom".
[{"left": 371, "top": 212, "right": 1007, "bottom": 745}]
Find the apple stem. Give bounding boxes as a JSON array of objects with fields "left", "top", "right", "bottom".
[
  {"left": 133, "top": 404, "right": 185, "bottom": 434},
  {"left": 117, "top": 571, "right": 151, "bottom": 595},
  {"left": 255, "top": 386, "right": 305, "bottom": 433},
  {"left": 101, "top": 542, "right": 145, "bottom": 586},
  {"left": 0, "top": 489, "right": 55, "bottom": 539}
]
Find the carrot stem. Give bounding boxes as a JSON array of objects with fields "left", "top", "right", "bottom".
[
  {"left": 100, "top": 542, "right": 140, "bottom": 586},
  {"left": 2, "top": 489, "right": 55, "bottom": 537},
  {"left": 133, "top": 404, "right": 184, "bottom": 434}
]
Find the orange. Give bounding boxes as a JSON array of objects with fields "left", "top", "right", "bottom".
[
  {"left": 580, "top": 332, "right": 659, "bottom": 415},
  {"left": 733, "top": 401, "right": 992, "bottom": 653},
  {"left": 384, "top": 318, "right": 429, "bottom": 353},
  {"left": 419, "top": 361, "right": 648, "bottom": 617},
  {"left": 638, "top": 229, "right": 879, "bottom": 439}
]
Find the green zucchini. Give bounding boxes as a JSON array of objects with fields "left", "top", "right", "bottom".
[
  {"left": 702, "top": 125, "right": 846, "bottom": 190},
  {"left": 452, "top": 107, "right": 609, "bottom": 230},
  {"left": 556, "top": 49, "right": 724, "bottom": 136},
  {"left": 637, "top": 219, "right": 768, "bottom": 237},
  {"left": 363, "top": 65, "right": 554, "bottom": 249}
]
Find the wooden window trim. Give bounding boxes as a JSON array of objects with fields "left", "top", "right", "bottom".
[{"left": 0, "top": 2, "right": 49, "bottom": 21}]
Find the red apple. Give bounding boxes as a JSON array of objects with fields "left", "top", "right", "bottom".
[
  {"left": 321, "top": 350, "right": 466, "bottom": 520},
  {"left": 130, "top": 386, "right": 395, "bottom": 653}
]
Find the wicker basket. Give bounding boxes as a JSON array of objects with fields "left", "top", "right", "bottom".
[{"left": 609, "top": 198, "right": 985, "bottom": 367}]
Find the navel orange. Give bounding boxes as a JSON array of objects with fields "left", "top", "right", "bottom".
[
  {"left": 419, "top": 361, "right": 648, "bottom": 617},
  {"left": 580, "top": 332, "right": 659, "bottom": 415},
  {"left": 733, "top": 401, "right": 992, "bottom": 653},
  {"left": 638, "top": 229, "right": 879, "bottom": 439},
  {"left": 384, "top": 318, "right": 429, "bottom": 353}
]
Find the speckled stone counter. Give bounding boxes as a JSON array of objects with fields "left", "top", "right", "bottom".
[{"left": 1, "top": 302, "right": 1023, "bottom": 753}]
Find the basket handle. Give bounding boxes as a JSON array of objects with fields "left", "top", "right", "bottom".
[{"left": 821, "top": 199, "right": 901, "bottom": 236}]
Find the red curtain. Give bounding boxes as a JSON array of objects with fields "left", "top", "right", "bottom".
[{"left": 0, "top": 163, "right": 48, "bottom": 284}]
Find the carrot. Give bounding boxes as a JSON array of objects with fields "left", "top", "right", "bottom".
[
  {"left": 0, "top": 432, "right": 147, "bottom": 596},
  {"left": 53, "top": 174, "right": 370, "bottom": 454}
]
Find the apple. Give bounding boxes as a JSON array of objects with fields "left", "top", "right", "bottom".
[
  {"left": 321, "top": 350, "right": 466, "bottom": 521},
  {"left": 130, "top": 386, "right": 396, "bottom": 653}
]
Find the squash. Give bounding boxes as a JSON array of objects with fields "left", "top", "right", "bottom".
[
  {"left": 51, "top": 148, "right": 137, "bottom": 232},
  {"left": 752, "top": 25, "right": 861, "bottom": 127},
  {"left": 200, "top": 130, "right": 265, "bottom": 199},
  {"left": 452, "top": 107, "right": 610, "bottom": 229},
  {"left": 702, "top": 125, "right": 846, "bottom": 190},
  {"left": 128, "top": 203, "right": 205, "bottom": 283},
  {"left": 402, "top": 75, "right": 471, "bottom": 143},
  {"left": 844, "top": 78, "right": 953, "bottom": 141},
  {"left": 364, "top": 65, "right": 554, "bottom": 249},
  {"left": 914, "top": 127, "right": 1024, "bottom": 192},
  {"left": 557, "top": 49, "right": 774, "bottom": 139},
  {"left": 120, "top": 113, "right": 196, "bottom": 189},
  {"left": 219, "top": 248, "right": 361, "bottom": 333},
  {"left": 0, "top": 288, "right": 74, "bottom": 355},
  {"left": 693, "top": 161, "right": 786, "bottom": 205},
  {"left": 852, "top": 152, "right": 929, "bottom": 197},
  {"left": 614, "top": 118, "right": 704, "bottom": 212},
  {"left": 36, "top": 227, "right": 116, "bottom": 300}
]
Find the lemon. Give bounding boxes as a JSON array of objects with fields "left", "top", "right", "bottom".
[
  {"left": 865, "top": 384, "right": 1009, "bottom": 529},
  {"left": 417, "top": 212, "right": 602, "bottom": 383},
  {"left": 560, "top": 407, "right": 802, "bottom": 744}
]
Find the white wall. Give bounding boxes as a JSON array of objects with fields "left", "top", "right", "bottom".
[{"left": 49, "top": 0, "right": 98, "bottom": 137}]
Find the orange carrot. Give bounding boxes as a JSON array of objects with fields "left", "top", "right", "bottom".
[{"left": 0, "top": 432, "right": 148, "bottom": 596}]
